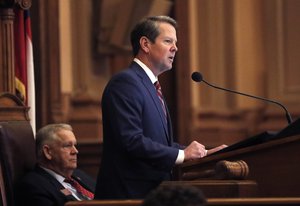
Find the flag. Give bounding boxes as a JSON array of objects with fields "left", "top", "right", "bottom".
[{"left": 14, "top": 8, "right": 36, "bottom": 134}]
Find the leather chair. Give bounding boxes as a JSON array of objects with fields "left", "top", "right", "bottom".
[{"left": 0, "top": 121, "right": 36, "bottom": 206}]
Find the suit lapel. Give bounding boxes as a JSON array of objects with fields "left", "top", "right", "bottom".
[
  {"left": 35, "top": 165, "right": 77, "bottom": 201},
  {"left": 165, "top": 105, "right": 173, "bottom": 145},
  {"left": 132, "top": 63, "right": 171, "bottom": 143}
]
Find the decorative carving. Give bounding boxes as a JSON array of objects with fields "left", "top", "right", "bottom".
[
  {"left": 0, "top": 92, "right": 30, "bottom": 121},
  {"left": 0, "top": 8, "right": 14, "bottom": 20},
  {"left": 15, "top": 0, "right": 32, "bottom": 9},
  {"left": 181, "top": 160, "right": 249, "bottom": 180},
  {"left": 0, "top": 0, "right": 31, "bottom": 9},
  {"left": 215, "top": 160, "right": 249, "bottom": 180}
]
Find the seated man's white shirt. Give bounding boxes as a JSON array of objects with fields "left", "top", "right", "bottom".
[{"left": 41, "top": 166, "right": 82, "bottom": 201}]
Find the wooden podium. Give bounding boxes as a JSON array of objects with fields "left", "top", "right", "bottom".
[{"left": 176, "top": 133, "right": 300, "bottom": 197}]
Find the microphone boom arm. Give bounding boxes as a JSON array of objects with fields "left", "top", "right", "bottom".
[{"left": 202, "top": 79, "right": 293, "bottom": 124}]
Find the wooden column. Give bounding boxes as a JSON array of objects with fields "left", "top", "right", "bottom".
[
  {"left": 174, "top": 0, "right": 193, "bottom": 145},
  {"left": 0, "top": 8, "right": 15, "bottom": 94},
  {"left": 0, "top": 0, "right": 32, "bottom": 95}
]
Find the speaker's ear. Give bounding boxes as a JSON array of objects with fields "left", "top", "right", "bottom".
[{"left": 140, "top": 36, "right": 151, "bottom": 53}]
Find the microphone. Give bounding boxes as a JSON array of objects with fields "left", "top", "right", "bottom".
[{"left": 191, "top": 71, "right": 292, "bottom": 125}]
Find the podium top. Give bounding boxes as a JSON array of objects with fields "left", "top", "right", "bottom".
[{"left": 215, "top": 117, "right": 300, "bottom": 154}]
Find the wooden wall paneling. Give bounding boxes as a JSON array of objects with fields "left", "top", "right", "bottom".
[
  {"left": 69, "top": 95, "right": 103, "bottom": 142},
  {"left": 181, "top": 0, "right": 249, "bottom": 147},
  {"left": 68, "top": 0, "right": 104, "bottom": 143},
  {"left": 196, "top": 0, "right": 233, "bottom": 111},
  {"left": 31, "top": 0, "right": 63, "bottom": 129},
  {"left": 76, "top": 141, "right": 102, "bottom": 180},
  {"left": 231, "top": 0, "right": 268, "bottom": 137},
  {"left": 233, "top": 0, "right": 266, "bottom": 110},
  {"left": 175, "top": 0, "right": 300, "bottom": 147},
  {"left": 264, "top": 0, "right": 300, "bottom": 121},
  {"left": 174, "top": 0, "right": 192, "bottom": 145}
]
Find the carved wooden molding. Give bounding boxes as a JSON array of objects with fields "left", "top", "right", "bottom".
[
  {"left": 181, "top": 160, "right": 249, "bottom": 181},
  {"left": 214, "top": 160, "right": 249, "bottom": 180},
  {"left": 0, "top": 0, "right": 31, "bottom": 9},
  {"left": 0, "top": 92, "right": 29, "bottom": 121},
  {"left": 15, "top": 0, "right": 31, "bottom": 9}
]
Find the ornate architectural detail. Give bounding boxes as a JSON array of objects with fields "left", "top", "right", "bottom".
[
  {"left": 0, "top": 92, "right": 30, "bottom": 121},
  {"left": 181, "top": 160, "right": 249, "bottom": 180},
  {"left": 215, "top": 160, "right": 249, "bottom": 180},
  {"left": 0, "top": 0, "right": 31, "bottom": 9},
  {"left": 15, "top": 0, "right": 31, "bottom": 9},
  {"left": 0, "top": 8, "right": 15, "bottom": 94}
]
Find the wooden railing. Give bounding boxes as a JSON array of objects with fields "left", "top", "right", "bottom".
[
  {"left": 65, "top": 200, "right": 142, "bottom": 206},
  {"left": 65, "top": 197, "right": 300, "bottom": 206}
]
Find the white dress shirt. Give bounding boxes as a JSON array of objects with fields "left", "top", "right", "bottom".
[{"left": 133, "top": 58, "right": 185, "bottom": 164}]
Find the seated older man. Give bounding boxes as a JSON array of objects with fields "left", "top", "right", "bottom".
[{"left": 15, "top": 123, "right": 95, "bottom": 206}]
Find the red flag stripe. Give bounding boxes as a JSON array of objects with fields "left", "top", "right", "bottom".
[
  {"left": 14, "top": 9, "right": 27, "bottom": 102},
  {"left": 14, "top": 8, "right": 36, "bottom": 133}
]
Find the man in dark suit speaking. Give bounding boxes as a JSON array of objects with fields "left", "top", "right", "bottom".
[
  {"left": 94, "top": 15, "right": 226, "bottom": 200},
  {"left": 15, "top": 124, "right": 95, "bottom": 206}
]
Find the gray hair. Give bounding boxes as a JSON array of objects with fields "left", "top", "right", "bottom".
[{"left": 35, "top": 123, "right": 73, "bottom": 160}]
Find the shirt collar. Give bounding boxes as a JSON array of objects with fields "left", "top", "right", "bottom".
[
  {"left": 133, "top": 58, "right": 157, "bottom": 84},
  {"left": 40, "top": 166, "right": 66, "bottom": 184}
]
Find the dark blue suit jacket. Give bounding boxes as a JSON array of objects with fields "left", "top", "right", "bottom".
[
  {"left": 15, "top": 165, "right": 95, "bottom": 206},
  {"left": 95, "top": 62, "right": 185, "bottom": 199}
]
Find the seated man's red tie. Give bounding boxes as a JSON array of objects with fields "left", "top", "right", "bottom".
[{"left": 64, "top": 178, "right": 94, "bottom": 200}]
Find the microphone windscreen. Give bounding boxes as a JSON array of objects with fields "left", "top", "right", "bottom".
[{"left": 191, "top": 72, "right": 203, "bottom": 82}]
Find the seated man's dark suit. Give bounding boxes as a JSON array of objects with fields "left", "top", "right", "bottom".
[{"left": 15, "top": 165, "right": 95, "bottom": 206}]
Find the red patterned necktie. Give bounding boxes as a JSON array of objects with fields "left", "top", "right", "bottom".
[
  {"left": 64, "top": 178, "right": 94, "bottom": 200},
  {"left": 154, "top": 81, "right": 167, "bottom": 120}
]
